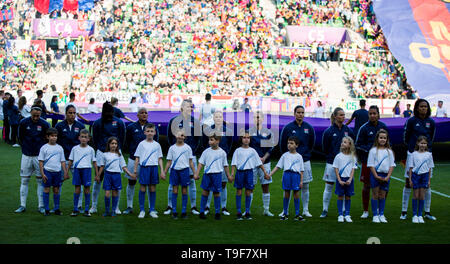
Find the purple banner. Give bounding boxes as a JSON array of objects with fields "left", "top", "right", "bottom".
[
  {"left": 286, "top": 26, "right": 349, "bottom": 45},
  {"left": 32, "top": 18, "right": 95, "bottom": 38}
]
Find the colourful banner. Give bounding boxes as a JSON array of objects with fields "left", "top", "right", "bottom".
[
  {"left": 32, "top": 18, "right": 95, "bottom": 38},
  {"left": 0, "top": 7, "right": 14, "bottom": 21},
  {"left": 286, "top": 26, "right": 349, "bottom": 45},
  {"left": 373, "top": 0, "right": 450, "bottom": 98},
  {"left": 30, "top": 40, "right": 47, "bottom": 54},
  {"left": 278, "top": 47, "right": 310, "bottom": 58}
]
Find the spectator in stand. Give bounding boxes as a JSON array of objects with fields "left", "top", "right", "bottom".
[
  {"left": 403, "top": 103, "right": 412, "bottom": 118},
  {"left": 345, "top": 99, "right": 369, "bottom": 135},
  {"left": 50, "top": 95, "right": 60, "bottom": 127},
  {"left": 87, "top": 98, "right": 100, "bottom": 113},
  {"left": 436, "top": 101, "right": 447, "bottom": 118},
  {"left": 240, "top": 98, "right": 252, "bottom": 113},
  {"left": 393, "top": 101, "right": 401, "bottom": 117}
]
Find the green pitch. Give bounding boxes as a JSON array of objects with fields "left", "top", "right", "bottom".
[{"left": 0, "top": 141, "right": 449, "bottom": 244}]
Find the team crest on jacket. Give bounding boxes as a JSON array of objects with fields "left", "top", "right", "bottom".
[
  {"left": 37, "top": 126, "right": 42, "bottom": 131},
  {"left": 112, "top": 121, "right": 117, "bottom": 126},
  {"left": 74, "top": 127, "right": 79, "bottom": 133},
  {"left": 344, "top": 132, "right": 348, "bottom": 136},
  {"left": 304, "top": 129, "right": 309, "bottom": 134},
  {"left": 426, "top": 123, "right": 430, "bottom": 128}
]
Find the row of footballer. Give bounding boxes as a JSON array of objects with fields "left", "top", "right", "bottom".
[{"left": 20, "top": 122, "right": 434, "bottom": 224}]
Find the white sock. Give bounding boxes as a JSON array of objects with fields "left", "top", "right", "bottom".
[
  {"left": 127, "top": 184, "right": 135, "bottom": 208},
  {"left": 20, "top": 177, "right": 30, "bottom": 207},
  {"left": 206, "top": 192, "right": 212, "bottom": 208},
  {"left": 402, "top": 187, "right": 411, "bottom": 212},
  {"left": 92, "top": 181, "right": 101, "bottom": 208},
  {"left": 424, "top": 188, "right": 431, "bottom": 213},
  {"left": 115, "top": 190, "right": 121, "bottom": 211},
  {"left": 301, "top": 183, "right": 310, "bottom": 213},
  {"left": 36, "top": 178, "right": 44, "bottom": 208},
  {"left": 167, "top": 184, "right": 173, "bottom": 207},
  {"left": 189, "top": 178, "right": 197, "bottom": 208},
  {"left": 221, "top": 186, "right": 227, "bottom": 208},
  {"left": 78, "top": 186, "right": 83, "bottom": 208},
  {"left": 323, "top": 183, "right": 333, "bottom": 212},
  {"left": 262, "top": 193, "right": 270, "bottom": 211}
]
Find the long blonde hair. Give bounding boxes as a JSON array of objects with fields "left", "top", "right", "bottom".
[{"left": 341, "top": 136, "right": 357, "bottom": 162}]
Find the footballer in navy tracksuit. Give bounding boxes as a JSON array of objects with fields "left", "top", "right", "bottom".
[
  {"left": 15, "top": 110, "right": 50, "bottom": 213},
  {"left": 166, "top": 111, "right": 202, "bottom": 214},
  {"left": 90, "top": 115, "right": 126, "bottom": 213},
  {"left": 401, "top": 105, "right": 436, "bottom": 220},
  {"left": 201, "top": 121, "right": 233, "bottom": 213},
  {"left": 123, "top": 117, "right": 159, "bottom": 213},
  {"left": 280, "top": 118, "right": 315, "bottom": 216},
  {"left": 321, "top": 122, "right": 355, "bottom": 217}
]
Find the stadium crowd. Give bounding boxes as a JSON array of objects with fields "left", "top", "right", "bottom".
[{"left": 0, "top": 0, "right": 419, "bottom": 101}]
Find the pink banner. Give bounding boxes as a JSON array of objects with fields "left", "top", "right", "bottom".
[
  {"left": 32, "top": 19, "right": 95, "bottom": 38},
  {"left": 286, "top": 26, "right": 349, "bottom": 45}
]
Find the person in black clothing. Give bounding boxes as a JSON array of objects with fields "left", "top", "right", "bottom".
[{"left": 345, "top": 99, "right": 369, "bottom": 135}]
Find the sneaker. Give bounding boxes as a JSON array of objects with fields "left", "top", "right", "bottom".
[
  {"left": 191, "top": 207, "right": 200, "bottom": 215},
  {"left": 361, "top": 211, "right": 369, "bottom": 219},
  {"left": 39, "top": 207, "right": 45, "bottom": 214},
  {"left": 70, "top": 211, "right": 79, "bottom": 217},
  {"left": 263, "top": 210, "right": 274, "bottom": 217},
  {"left": 15, "top": 206, "right": 26, "bottom": 213},
  {"left": 172, "top": 212, "right": 178, "bottom": 219},
  {"left": 278, "top": 211, "right": 284, "bottom": 217},
  {"left": 114, "top": 208, "right": 121, "bottom": 215},
  {"left": 294, "top": 214, "right": 305, "bottom": 221},
  {"left": 236, "top": 212, "right": 243, "bottom": 220},
  {"left": 54, "top": 209, "right": 62, "bottom": 216},
  {"left": 280, "top": 215, "right": 288, "bottom": 221},
  {"left": 83, "top": 211, "right": 91, "bottom": 217},
  {"left": 50, "top": 209, "right": 55, "bottom": 214},
  {"left": 163, "top": 206, "right": 172, "bottom": 215},
  {"left": 12, "top": 144, "right": 20, "bottom": 147},
  {"left": 149, "top": 211, "right": 158, "bottom": 218},
  {"left": 379, "top": 215, "right": 388, "bottom": 223},
  {"left": 400, "top": 211, "right": 407, "bottom": 220},
  {"left": 44, "top": 210, "right": 50, "bottom": 216},
  {"left": 89, "top": 207, "right": 97, "bottom": 214},
  {"left": 222, "top": 208, "right": 231, "bottom": 216},
  {"left": 418, "top": 216, "right": 425, "bottom": 223},
  {"left": 204, "top": 207, "right": 210, "bottom": 215},
  {"left": 199, "top": 212, "right": 207, "bottom": 219},
  {"left": 412, "top": 215, "right": 419, "bottom": 223},
  {"left": 372, "top": 215, "right": 380, "bottom": 223},
  {"left": 320, "top": 210, "right": 328, "bottom": 218},
  {"left": 111, "top": 212, "right": 117, "bottom": 217},
  {"left": 181, "top": 212, "right": 187, "bottom": 219},
  {"left": 303, "top": 211, "right": 312, "bottom": 218},
  {"left": 424, "top": 213, "right": 437, "bottom": 221},
  {"left": 344, "top": 215, "right": 353, "bottom": 223},
  {"left": 338, "top": 215, "right": 344, "bottom": 222},
  {"left": 123, "top": 207, "right": 133, "bottom": 215},
  {"left": 244, "top": 213, "right": 252, "bottom": 220},
  {"left": 214, "top": 213, "right": 221, "bottom": 220},
  {"left": 103, "top": 212, "right": 111, "bottom": 217},
  {"left": 138, "top": 211, "right": 145, "bottom": 219}
]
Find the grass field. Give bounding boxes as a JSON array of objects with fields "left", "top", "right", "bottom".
[{"left": 0, "top": 141, "right": 449, "bottom": 244}]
